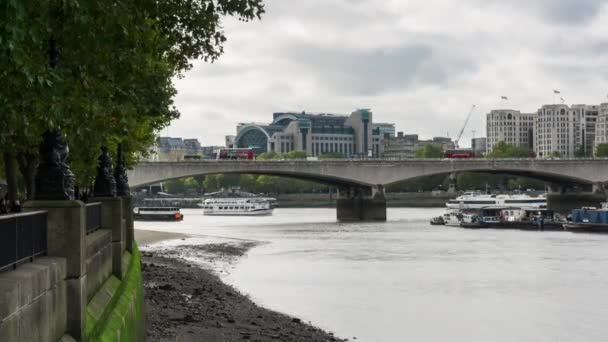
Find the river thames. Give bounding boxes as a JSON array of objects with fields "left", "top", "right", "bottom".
[{"left": 136, "top": 208, "right": 608, "bottom": 342}]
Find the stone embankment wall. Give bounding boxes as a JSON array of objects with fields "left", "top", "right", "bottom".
[
  {"left": 86, "top": 243, "right": 145, "bottom": 342},
  {"left": 0, "top": 195, "right": 145, "bottom": 342},
  {"left": 0, "top": 257, "right": 68, "bottom": 342}
]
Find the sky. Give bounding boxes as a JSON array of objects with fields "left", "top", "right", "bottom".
[{"left": 167, "top": 0, "right": 608, "bottom": 147}]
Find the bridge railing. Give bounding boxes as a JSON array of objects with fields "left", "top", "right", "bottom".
[
  {"left": 137, "top": 157, "right": 608, "bottom": 163},
  {"left": 0, "top": 211, "right": 48, "bottom": 273}
]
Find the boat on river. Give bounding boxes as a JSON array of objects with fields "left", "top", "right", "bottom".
[
  {"left": 563, "top": 203, "right": 608, "bottom": 233},
  {"left": 446, "top": 191, "right": 546, "bottom": 210},
  {"left": 442, "top": 209, "right": 464, "bottom": 227},
  {"left": 458, "top": 207, "right": 563, "bottom": 230},
  {"left": 199, "top": 198, "right": 274, "bottom": 216},
  {"left": 133, "top": 207, "right": 184, "bottom": 221},
  {"left": 430, "top": 216, "right": 445, "bottom": 225}
]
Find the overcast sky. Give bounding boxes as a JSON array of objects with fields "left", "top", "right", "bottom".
[{"left": 167, "top": 0, "right": 608, "bottom": 147}]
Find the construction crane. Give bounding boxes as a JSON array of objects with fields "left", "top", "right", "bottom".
[{"left": 454, "top": 105, "right": 476, "bottom": 149}]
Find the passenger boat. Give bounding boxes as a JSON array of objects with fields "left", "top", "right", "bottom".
[
  {"left": 199, "top": 198, "right": 274, "bottom": 216},
  {"left": 442, "top": 209, "right": 464, "bottom": 227},
  {"left": 446, "top": 191, "right": 546, "bottom": 210},
  {"left": 459, "top": 207, "right": 501, "bottom": 228},
  {"left": 133, "top": 207, "right": 184, "bottom": 221},
  {"left": 563, "top": 203, "right": 608, "bottom": 233}
]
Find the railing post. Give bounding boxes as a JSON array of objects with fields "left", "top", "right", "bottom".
[
  {"left": 115, "top": 144, "right": 134, "bottom": 253},
  {"left": 23, "top": 200, "right": 86, "bottom": 341},
  {"left": 89, "top": 197, "right": 124, "bottom": 279},
  {"left": 22, "top": 129, "right": 86, "bottom": 341},
  {"left": 121, "top": 196, "right": 134, "bottom": 253},
  {"left": 91, "top": 146, "right": 125, "bottom": 279}
]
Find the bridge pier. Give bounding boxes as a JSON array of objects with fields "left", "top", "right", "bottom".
[
  {"left": 336, "top": 185, "right": 386, "bottom": 221},
  {"left": 547, "top": 183, "right": 607, "bottom": 213}
]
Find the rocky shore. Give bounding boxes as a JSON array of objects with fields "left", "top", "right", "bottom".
[{"left": 140, "top": 238, "right": 347, "bottom": 342}]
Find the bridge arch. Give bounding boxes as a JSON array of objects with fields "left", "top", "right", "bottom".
[
  {"left": 128, "top": 162, "right": 374, "bottom": 189},
  {"left": 383, "top": 168, "right": 596, "bottom": 187}
]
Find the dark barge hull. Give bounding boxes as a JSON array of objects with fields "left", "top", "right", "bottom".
[
  {"left": 459, "top": 222, "right": 564, "bottom": 231},
  {"left": 134, "top": 214, "right": 184, "bottom": 221},
  {"left": 563, "top": 223, "right": 608, "bottom": 233}
]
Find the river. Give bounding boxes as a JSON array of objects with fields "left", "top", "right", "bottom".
[{"left": 136, "top": 208, "right": 608, "bottom": 342}]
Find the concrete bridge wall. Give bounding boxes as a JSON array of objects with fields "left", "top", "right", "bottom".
[{"left": 128, "top": 159, "right": 608, "bottom": 188}]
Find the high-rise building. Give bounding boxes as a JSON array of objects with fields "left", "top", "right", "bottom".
[
  {"left": 534, "top": 104, "right": 583, "bottom": 158},
  {"left": 233, "top": 109, "right": 392, "bottom": 158},
  {"left": 594, "top": 103, "right": 608, "bottom": 153},
  {"left": 471, "top": 137, "right": 487, "bottom": 154},
  {"left": 486, "top": 110, "right": 534, "bottom": 153},
  {"left": 572, "top": 104, "right": 598, "bottom": 157}
]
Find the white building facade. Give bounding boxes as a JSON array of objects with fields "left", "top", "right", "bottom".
[
  {"left": 534, "top": 105, "right": 583, "bottom": 158},
  {"left": 594, "top": 103, "right": 608, "bottom": 152},
  {"left": 486, "top": 110, "right": 534, "bottom": 153}
]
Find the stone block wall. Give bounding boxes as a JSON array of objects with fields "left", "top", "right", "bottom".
[
  {"left": 0, "top": 257, "right": 67, "bottom": 342},
  {"left": 85, "top": 229, "right": 113, "bottom": 302}
]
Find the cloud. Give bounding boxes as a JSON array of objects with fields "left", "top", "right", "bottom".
[
  {"left": 544, "top": 0, "right": 605, "bottom": 23},
  {"left": 168, "top": 0, "right": 608, "bottom": 147}
]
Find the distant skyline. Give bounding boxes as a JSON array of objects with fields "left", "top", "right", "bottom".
[{"left": 166, "top": 0, "right": 608, "bottom": 147}]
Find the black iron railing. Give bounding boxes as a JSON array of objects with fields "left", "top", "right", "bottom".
[
  {"left": 85, "top": 202, "right": 102, "bottom": 235},
  {"left": 0, "top": 211, "right": 48, "bottom": 272}
]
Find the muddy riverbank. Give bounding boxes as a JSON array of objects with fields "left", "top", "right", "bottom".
[{"left": 140, "top": 239, "right": 348, "bottom": 342}]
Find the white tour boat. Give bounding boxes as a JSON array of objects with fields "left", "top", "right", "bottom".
[
  {"left": 446, "top": 191, "right": 546, "bottom": 210},
  {"left": 199, "top": 198, "right": 274, "bottom": 216},
  {"left": 442, "top": 209, "right": 464, "bottom": 227}
]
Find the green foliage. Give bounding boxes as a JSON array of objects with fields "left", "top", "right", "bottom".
[
  {"left": 284, "top": 150, "right": 307, "bottom": 159},
  {"left": 550, "top": 151, "right": 562, "bottom": 158},
  {"left": 574, "top": 145, "right": 586, "bottom": 158},
  {"left": 319, "top": 152, "right": 345, "bottom": 159},
  {"left": 0, "top": 0, "right": 265, "bottom": 196},
  {"left": 86, "top": 242, "right": 145, "bottom": 342},
  {"left": 257, "top": 151, "right": 280, "bottom": 160},
  {"left": 256, "top": 150, "right": 307, "bottom": 160},
  {"left": 414, "top": 144, "right": 443, "bottom": 158},
  {"left": 387, "top": 174, "right": 449, "bottom": 192},
  {"left": 387, "top": 172, "right": 545, "bottom": 192},
  {"left": 596, "top": 143, "right": 608, "bottom": 157},
  {"left": 165, "top": 173, "right": 329, "bottom": 195},
  {"left": 485, "top": 141, "right": 531, "bottom": 158}
]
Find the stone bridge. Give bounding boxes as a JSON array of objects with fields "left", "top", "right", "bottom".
[{"left": 128, "top": 159, "right": 608, "bottom": 221}]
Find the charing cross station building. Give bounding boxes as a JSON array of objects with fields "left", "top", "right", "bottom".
[{"left": 232, "top": 109, "right": 394, "bottom": 158}]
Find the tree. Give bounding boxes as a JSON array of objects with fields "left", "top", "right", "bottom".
[
  {"left": 574, "top": 145, "right": 586, "bottom": 158},
  {"left": 596, "top": 143, "right": 608, "bottom": 158},
  {"left": 0, "top": 1, "right": 265, "bottom": 201},
  {"left": 257, "top": 151, "right": 280, "bottom": 160},
  {"left": 414, "top": 144, "right": 443, "bottom": 158},
  {"left": 284, "top": 150, "right": 307, "bottom": 159},
  {"left": 550, "top": 151, "right": 562, "bottom": 158},
  {"left": 485, "top": 141, "right": 531, "bottom": 158},
  {"left": 319, "top": 152, "right": 345, "bottom": 159}
]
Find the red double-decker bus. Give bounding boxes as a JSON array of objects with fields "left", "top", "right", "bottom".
[
  {"left": 216, "top": 148, "right": 255, "bottom": 160},
  {"left": 444, "top": 149, "right": 475, "bottom": 159}
]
